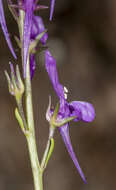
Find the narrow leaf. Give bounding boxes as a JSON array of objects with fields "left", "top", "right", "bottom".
[
  {"left": 15, "top": 108, "right": 25, "bottom": 132},
  {"left": 45, "top": 138, "right": 55, "bottom": 167}
]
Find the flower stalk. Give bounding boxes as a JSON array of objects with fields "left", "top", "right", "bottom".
[
  {"left": 24, "top": 54, "right": 43, "bottom": 190},
  {"left": 19, "top": 8, "right": 43, "bottom": 190}
]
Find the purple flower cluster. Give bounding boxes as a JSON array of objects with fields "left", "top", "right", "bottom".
[
  {"left": 0, "top": 0, "right": 55, "bottom": 76},
  {"left": 0, "top": 0, "right": 95, "bottom": 183}
]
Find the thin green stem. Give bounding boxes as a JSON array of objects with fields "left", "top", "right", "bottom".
[
  {"left": 25, "top": 56, "right": 43, "bottom": 190},
  {"left": 26, "top": 133, "right": 43, "bottom": 190},
  {"left": 25, "top": 56, "right": 35, "bottom": 132},
  {"left": 18, "top": 9, "right": 43, "bottom": 190}
]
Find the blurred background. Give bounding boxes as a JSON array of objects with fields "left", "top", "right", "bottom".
[{"left": 0, "top": 0, "right": 116, "bottom": 189}]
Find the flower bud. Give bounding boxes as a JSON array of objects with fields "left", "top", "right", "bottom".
[{"left": 5, "top": 63, "right": 24, "bottom": 103}]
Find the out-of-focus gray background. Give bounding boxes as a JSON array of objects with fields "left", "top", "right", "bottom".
[{"left": 0, "top": 0, "right": 116, "bottom": 189}]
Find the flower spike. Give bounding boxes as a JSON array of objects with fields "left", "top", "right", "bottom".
[{"left": 0, "top": 0, "right": 16, "bottom": 59}]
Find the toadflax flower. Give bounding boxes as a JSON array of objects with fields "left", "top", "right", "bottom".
[
  {"left": 0, "top": 0, "right": 16, "bottom": 59},
  {"left": 45, "top": 50, "right": 95, "bottom": 183}
]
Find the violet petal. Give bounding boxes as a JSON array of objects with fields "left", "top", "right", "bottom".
[
  {"left": 0, "top": 0, "right": 16, "bottom": 59},
  {"left": 50, "top": 0, "right": 55, "bottom": 20},
  {"left": 59, "top": 124, "right": 87, "bottom": 183},
  {"left": 69, "top": 101, "right": 95, "bottom": 122},
  {"left": 45, "top": 50, "right": 65, "bottom": 100},
  {"left": 31, "top": 16, "right": 48, "bottom": 44}
]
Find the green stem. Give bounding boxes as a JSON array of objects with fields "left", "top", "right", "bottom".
[
  {"left": 26, "top": 133, "right": 43, "bottom": 190},
  {"left": 18, "top": 9, "right": 43, "bottom": 190},
  {"left": 25, "top": 57, "right": 43, "bottom": 190}
]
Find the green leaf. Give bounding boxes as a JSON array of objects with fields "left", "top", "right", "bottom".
[
  {"left": 15, "top": 108, "right": 25, "bottom": 133},
  {"left": 16, "top": 65, "right": 24, "bottom": 93},
  {"left": 5, "top": 70, "right": 14, "bottom": 95},
  {"left": 45, "top": 138, "right": 55, "bottom": 167}
]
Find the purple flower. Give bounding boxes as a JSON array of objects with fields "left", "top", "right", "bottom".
[
  {"left": 0, "top": 0, "right": 16, "bottom": 59},
  {"left": 45, "top": 50, "right": 95, "bottom": 183},
  {"left": 50, "top": 0, "right": 55, "bottom": 20}
]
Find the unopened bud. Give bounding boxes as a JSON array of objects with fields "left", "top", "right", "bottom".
[{"left": 5, "top": 63, "right": 24, "bottom": 103}]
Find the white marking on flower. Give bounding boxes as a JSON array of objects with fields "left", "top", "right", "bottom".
[
  {"left": 64, "top": 93, "right": 67, "bottom": 99},
  {"left": 64, "top": 86, "right": 68, "bottom": 93},
  {"left": 64, "top": 86, "right": 68, "bottom": 99}
]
